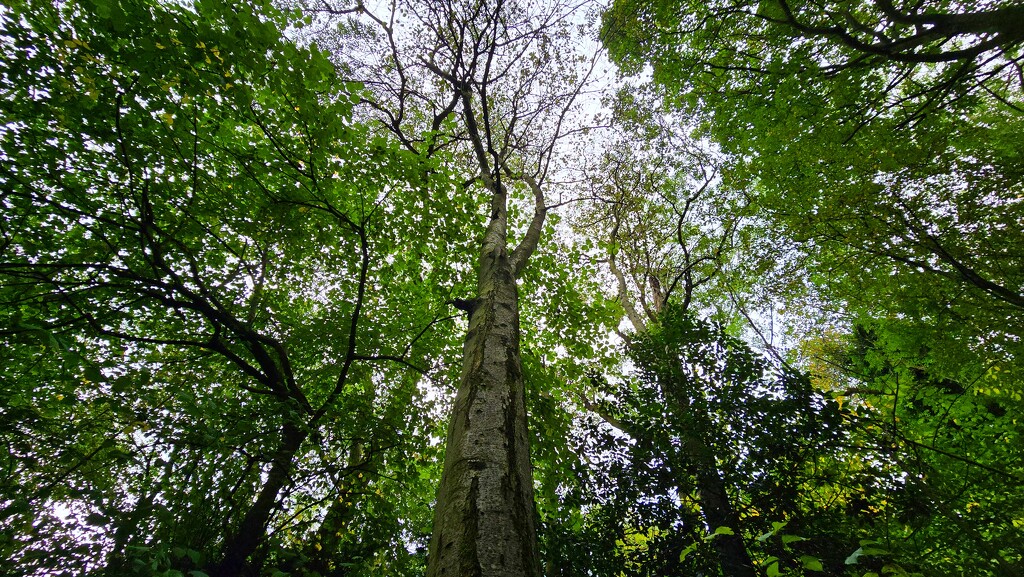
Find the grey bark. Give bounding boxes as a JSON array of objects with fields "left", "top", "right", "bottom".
[
  {"left": 426, "top": 207, "right": 541, "bottom": 577},
  {"left": 423, "top": 44, "right": 548, "bottom": 571}
]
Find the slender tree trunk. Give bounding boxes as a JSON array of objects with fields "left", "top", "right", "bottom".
[
  {"left": 690, "top": 447, "right": 757, "bottom": 577},
  {"left": 309, "top": 441, "right": 369, "bottom": 576},
  {"left": 426, "top": 218, "right": 540, "bottom": 577},
  {"left": 212, "top": 420, "right": 306, "bottom": 577},
  {"left": 673, "top": 382, "right": 756, "bottom": 577}
]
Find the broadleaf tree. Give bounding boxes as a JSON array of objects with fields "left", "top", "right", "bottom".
[
  {"left": 303, "top": 1, "right": 606, "bottom": 575},
  {"left": 600, "top": 0, "right": 1024, "bottom": 373},
  {"left": 599, "top": 0, "right": 1024, "bottom": 575},
  {"left": 1, "top": 0, "right": 474, "bottom": 574},
  {"left": 570, "top": 104, "right": 848, "bottom": 576}
]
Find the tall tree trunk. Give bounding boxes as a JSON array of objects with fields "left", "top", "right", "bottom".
[
  {"left": 690, "top": 444, "right": 757, "bottom": 577},
  {"left": 584, "top": 394, "right": 756, "bottom": 577},
  {"left": 426, "top": 207, "right": 540, "bottom": 577},
  {"left": 671, "top": 374, "right": 756, "bottom": 577},
  {"left": 212, "top": 420, "right": 306, "bottom": 577}
]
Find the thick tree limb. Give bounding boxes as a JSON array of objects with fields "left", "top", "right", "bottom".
[{"left": 509, "top": 173, "right": 547, "bottom": 279}]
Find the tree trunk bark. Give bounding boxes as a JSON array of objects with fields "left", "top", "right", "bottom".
[
  {"left": 212, "top": 420, "right": 306, "bottom": 577},
  {"left": 426, "top": 237, "right": 540, "bottom": 577},
  {"left": 692, "top": 455, "right": 758, "bottom": 577},
  {"left": 675, "top": 388, "right": 756, "bottom": 577}
]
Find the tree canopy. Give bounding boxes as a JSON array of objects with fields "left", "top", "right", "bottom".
[{"left": 2, "top": 0, "right": 1022, "bottom": 576}]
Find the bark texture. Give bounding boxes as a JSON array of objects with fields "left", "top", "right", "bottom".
[{"left": 426, "top": 235, "right": 540, "bottom": 577}]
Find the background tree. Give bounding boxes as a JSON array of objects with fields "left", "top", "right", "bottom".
[
  {"left": 610, "top": 307, "right": 847, "bottom": 577},
  {"left": 0, "top": 0, "right": 473, "bottom": 574},
  {"left": 581, "top": 90, "right": 737, "bottom": 331},
  {"left": 565, "top": 95, "right": 756, "bottom": 577},
  {"left": 600, "top": 1, "right": 1024, "bottom": 575},
  {"left": 601, "top": 0, "right": 1023, "bottom": 430}
]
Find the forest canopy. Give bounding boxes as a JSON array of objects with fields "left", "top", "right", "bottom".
[{"left": 1, "top": 0, "right": 1021, "bottom": 576}]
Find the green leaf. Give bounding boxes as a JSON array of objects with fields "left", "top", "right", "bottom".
[
  {"left": 800, "top": 555, "right": 823, "bottom": 571},
  {"left": 84, "top": 513, "right": 106, "bottom": 526},
  {"left": 679, "top": 542, "right": 697, "bottom": 562}
]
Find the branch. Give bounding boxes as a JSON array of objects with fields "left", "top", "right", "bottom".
[
  {"left": 509, "top": 173, "right": 547, "bottom": 278},
  {"left": 576, "top": 391, "right": 629, "bottom": 434},
  {"left": 606, "top": 249, "right": 647, "bottom": 333},
  {"left": 773, "top": 0, "right": 1017, "bottom": 64},
  {"left": 311, "top": 225, "right": 369, "bottom": 424},
  {"left": 353, "top": 354, "right": 427, "bottom": 375}
]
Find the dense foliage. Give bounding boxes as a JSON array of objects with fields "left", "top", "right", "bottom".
[
  {"left": 1, "top": 0, "right": 1021, "bottom": 576},
  {"left": 1, "top": 0, "right": 472, "bottom": 574}
]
